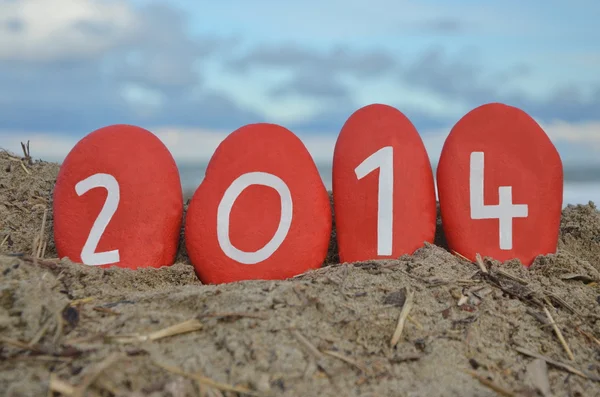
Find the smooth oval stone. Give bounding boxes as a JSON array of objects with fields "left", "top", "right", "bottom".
[
  {"left": 53, "top": 124, "right": 183, "bottom": 269},
  {"left": 437, "top": 102, "right": 563, "bottom": 266},
  {"left": 332, "top": 103, "right": 437, "bottom": 263},
  {"left": 185, "top": 123, "right": 331, "bottom": 284}
]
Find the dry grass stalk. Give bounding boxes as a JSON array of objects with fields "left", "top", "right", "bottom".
[
  {"left": 19, "top": 161, "right": 31, "bottom": 174},
  {"left": 322, "top": 350, "right": 367, "bottom": 373},
  {"left": 453, "top": 251, "right": 489, "bottom": 274},
  {"left": 0, "top": 336, "right": 43, "bottom": 353},
  {"left": 464, "top": 370, "right": 515, "bottom": 397},
  {"left": 49, "top": 374, "right": 75, "bottom": 396},
  {"left": 147, "top": 318, "right": 203, "bottom": 341},
  {"left": 547, "top": 292, "right": 585, "bottom": 318},
  {"left": 0, "top": 234, "right": 9, "bottom": 248},
  {"left": 153, "top": 360, "right": 265, "bottom": 396},
  {"left": 110, "top": 318, "right": 203, "bottom": 344},
  {"left": 69, "top": 297, "right": 95, "bottom": 306},
  {"left": 452, "top": 250, "right": 471, "bottom": 262},
  {"left": 72, "top": 352, "right": 123, "bottom": 397},
  {"left": 29, "top": 317, "right": 54, "bottom": 346},
  {"left": 576, "top": 328, "right": 600, "bottom": 347},
  {"left": 407, "top": 315, "right": 424, "bottom": 330},
  {"left": 390, "top": 289, "right": 414, "bottom": 347},
  {"left": 31, "top": 234, "right": 38, "bottom": 257},
  {"left": 495, "top": 269, "right": 528, "bottom": 285},
  {"left": 292, "top": 330, "right": 323, "bottom": 360},
  {"left": 475, "top": 253, "right": 488, "bottom": 274},
  {"left": 10, "top": 355, "right": 72, "bottom": 363},
  {"left": 6, "top": 154, "right": 22, "bottom": 162},
  {"left": 53, "top": 306, "right": 65, "bottom": 344},
  {"left": 21, "top": 140, "right": 32, "bottom": 164},
  {"left": 543, "top": 306, "right": 575, "bottom": 361},
  {"left": 515, "top": 347, "right": 600, "bottom": 382},
  {"left": 36, "top": 208, "right": 48, "bottom": 259},
  {"left": 200, "top": 312, "right": 268, "bottom": 320},
  {"left": 93, "top": 306, "right": 120, "bottom": 316}
]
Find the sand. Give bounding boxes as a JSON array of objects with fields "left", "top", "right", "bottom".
[{"left": 1, "top": 149, "right": 600, "bottom": 397}]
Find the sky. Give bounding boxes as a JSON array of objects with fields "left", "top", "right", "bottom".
[{"left": 0, "top": 0, "right": 599, "bottom": 182}]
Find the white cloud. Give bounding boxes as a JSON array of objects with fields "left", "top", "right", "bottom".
[
  {"left": 0, "top": 0, "right": 139, "bottom": 61},
  {"left": 4, "top": 118, "right": 593, "bottom": 170},
  {"left": 541, "top": 119, "right": 600, "bottom": 149},
  {"left": 2, "top": 123, "right": 599, "bottom": 205},
  {"left": 0, "top": 119, "right": 597, "bottom": 168}
]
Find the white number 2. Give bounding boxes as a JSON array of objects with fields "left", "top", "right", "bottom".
[
  {"left": 355, "top": 146, "right": 394, "bottom": 256},
  {"left": 75, "top": 173, "right": 121, "bottom": 266},
  {"left": 470, "top": 152, "right": 528, "bottom": 250}
]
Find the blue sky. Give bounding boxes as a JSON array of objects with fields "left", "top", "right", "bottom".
[{"left": 0, "top": 0, "right": 599, "bottom": 172}]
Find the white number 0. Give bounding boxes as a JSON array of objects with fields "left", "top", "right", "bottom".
[
  {"left": 217, "top": 172, "right": 293, "bottom": 264},
  {"left": 75, "top": 173, "right": 121, "bottom": 266},
  {"left": 470, "top": 152, "right": 528, "bottom": 250},
  {"left": 355, "top": 146, "right": 394, "bottom": 256}
]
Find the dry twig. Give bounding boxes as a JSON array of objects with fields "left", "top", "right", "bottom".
[
  {"left": 108, "top": 318, "right": 203, "bottom": 344},
  {"left": 153, "top": 360, "right": 265, "bottom": 396},
  {"left": 495, "top": 269, "right": 528, "bottom": 285},
  {"left": 452, "top": 250, "right": 471, "bottom": 262},
  {"left": 72, "top": 352, "right": 122, "bottom": 397},
  {"left": 475, "top": 253, "right": 488, "bottom": 274},
  {"left": 29, "top": 317, "right": 54, "bottom": 346},
  {"left": 36, "top": 208, "right": 48, "bottom": 259},
  {"left": 390, "top": 289, "right": 414, "bottom": 347},
  {"left": 0, "top": 336, "right": 43, "bottom": 353},
  {"left": 69, "top": 297, "right": 95, "bottom": 306},
  {"left": 49, "top": 374, "right": 75, "bottom": 396},
  {"left": 21, "top": 140, "right": 31, "bottom": 164},
  {"left": 19, "top": 161, "right": 30, "bottom": 175},
  {"left": 576, "top": 327, "right": 600, "bottom": 347},
  {"left": 515, "top": 347, "right": 600, "bottom": 382},
  {"left": 292, "top": 330, "right": 323, "bottom": 360},
  {"left": 322, "top": 350, "right": 367, "bottom": 373},
  {"left": 464, "top": 370, "right": 515, "bottom": 397},
  {"left": 1, "top": 234, "right": 9, "bottom": 248},
  {"left": 543, "top": 306, "right": 575, "bottom": 361},
  {"left": 199, "top": 312, "right": 268, "bottom": 320}
]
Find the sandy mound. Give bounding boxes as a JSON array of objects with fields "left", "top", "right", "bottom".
[{"left": 1, "top": 150, "right": 600, "bottom": 397}]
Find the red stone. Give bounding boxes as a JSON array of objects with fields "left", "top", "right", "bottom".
[
  {"left": 437, "top": 103, "right": 563, "bottom": 266},
  {"left": 332, "top": 103, "right": 437, "bottom": 263},
  {"left": 53, "top": 124, "right": 183, "bottom": 269},
  {"left": 185, "top": 123, "right": 332, "bottom": 284}
]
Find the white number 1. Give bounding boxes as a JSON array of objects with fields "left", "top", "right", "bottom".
[
  {"left": 355, "top": 146, "right": 394, "bottom": 256},
  {"left": 470, "top": 152, "right": 528, "bottom": 250},
  {"left": 75, "top": 173, "right": 120, "bottom": 266}
]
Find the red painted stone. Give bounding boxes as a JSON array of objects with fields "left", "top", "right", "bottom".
[
  {"left": 332, "top": 104, "right": 437, "bottom": 263},
  {"left": 437, "top": 103, "right": 563, "bottom": 266},
  {"left": 53, "top": 124, "right": 183, "bottom": 269},
  {"left": 185, "top": 123, "right": 332, "bottom": 284}
]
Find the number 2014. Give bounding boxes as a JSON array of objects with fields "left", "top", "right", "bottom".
[{"left": 53, "top": 102, "right": 564, "bottom": 284}]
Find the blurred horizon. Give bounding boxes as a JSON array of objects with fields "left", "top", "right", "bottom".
[{"left": 0, "top": 0, "right": 599, "bottom": 204}]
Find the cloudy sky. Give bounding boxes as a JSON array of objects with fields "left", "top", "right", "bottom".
[{"left": 0, "top": 0, "right": 599, "bottom": 173}]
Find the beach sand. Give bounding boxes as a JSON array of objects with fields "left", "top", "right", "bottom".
[{"left": 1, "top": 150, "right": 599, "bottom": 397}]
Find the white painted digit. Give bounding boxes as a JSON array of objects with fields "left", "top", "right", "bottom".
[
  {"left": 355, "top": 146, "right": 394, "bottom": 256},
  {"left": 75, "top": 173, "right": 120, "bottom": 266},
  {"left": 217, "top": 172, "right": 293, "bottom": 264},
  {"left": 470, "top": 151, "right": 528, "bottom": 250}
]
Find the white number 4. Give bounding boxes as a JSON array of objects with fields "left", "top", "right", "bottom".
[
  {"left": 469, "top": 152, "right": 528, "bottom": 250},
  {"left": 75, "top": 173, "right": 120, "bottom": 266}
]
